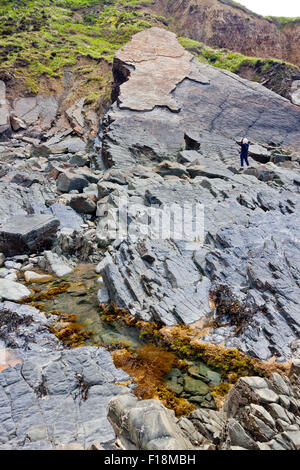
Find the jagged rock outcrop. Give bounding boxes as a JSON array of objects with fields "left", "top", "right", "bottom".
[
  {"left": 108, "top": 363, "right": 300, "bottom": 450},
  {"left": 98, "top": 28, "right": 300, "bottom": 362},
  {"left": 108, "top": 394, "right": 194, "bottom": 450}
]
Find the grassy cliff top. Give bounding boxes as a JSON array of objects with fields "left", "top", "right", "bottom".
[
  {"left": 1, "top": 0, "right": 299, "bottom": 99},
  {"left": 267, "top": 16, "right": 300, "bottom": 27}
]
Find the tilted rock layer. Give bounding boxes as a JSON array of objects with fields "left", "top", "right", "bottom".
[
  {"left": 104, "top": 28, "right": 300, "bottom": 170},
  {"left": 149, "top": 0, "right": 300, "bottom": 68}
]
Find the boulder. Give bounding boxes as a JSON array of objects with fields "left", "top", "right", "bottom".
[
  {"left": 68, "top": 194, "right": 97, "bottom": 214},
  {"left": 10, "top": 115, "right": 27, "bottom": 132},
  {"left": 24, "top": 271, "right": 54, "bottom": 283},
  {"left": 0, "top": 279, "right": 31, "bottom": 301},
  {"left": 107, "top": 394, "right": 194, "bottom": 450},
  {"left": 248, "top": 144, "right": 271, "bottom": 164},
  {"left": 56, "top": 170, "right": 89, "bottom": 193},
  {"left": 69, "top": 153, "right": 90, "bottom": 167},
  {"left": 0, "top": 214, "right": 60, "bottom": 256}
]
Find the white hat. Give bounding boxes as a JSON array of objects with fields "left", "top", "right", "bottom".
[{"left": 242, "top": 138, "right": 248, "bottom": 144}]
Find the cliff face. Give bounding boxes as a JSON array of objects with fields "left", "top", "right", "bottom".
[
  {"left": 281, "top": 21, "right": 300, "bottom": 67},
  {"left": 148, "top": 0, "right": 300, "bottom": 68}
]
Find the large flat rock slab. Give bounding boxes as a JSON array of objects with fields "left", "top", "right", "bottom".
[
  {"left": 115, "top": 27, "right": 209, "bottom": 112},
  {"left": 0, "top": 344, "right": 129, "bottom": 449},
  {"left": 0, "top": 214, "right": 60, "bottom": 256},
  {"left": 0, "top": 301, "right": 130, "bottom": 450}
]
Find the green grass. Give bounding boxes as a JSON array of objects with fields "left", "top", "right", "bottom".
[{"left": 178, "top": 36, "right": 296, "bottom": 74}]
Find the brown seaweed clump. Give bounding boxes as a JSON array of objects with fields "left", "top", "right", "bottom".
[{"left": 112, "top": 344, "right": 196, "bottom": 417}]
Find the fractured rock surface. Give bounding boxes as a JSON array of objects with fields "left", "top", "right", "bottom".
[
  {"left": 0, "top": 214, "right": 60, "bottom": 256},
  {"left": 0, "top": 302, "right": 129, "bottom": 450},
  {"left": 99, "top": 165, "right": 300, "bottom": 361},
  {"left": 109, "top": 364, "right": 300, "bottom": 450},
  {"left": 103, "top": 28, "right": 300, "bottom": 169},
  {"left": 115, "top": 27, "right": 209, "bottom": 112}
]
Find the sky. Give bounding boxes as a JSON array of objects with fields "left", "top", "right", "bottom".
[{"left": 237, "top": 0, "right": 300, "bottom": 17}]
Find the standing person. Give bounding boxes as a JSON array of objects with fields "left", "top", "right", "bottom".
[{"left": 236, "top": 138, "right": 251, "bottom": 170}]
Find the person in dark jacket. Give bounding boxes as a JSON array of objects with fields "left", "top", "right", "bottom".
[{"left": 236, "top": 138, "right": 251, "bottom": 170}]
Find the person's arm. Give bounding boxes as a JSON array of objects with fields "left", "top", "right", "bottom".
[{"left": 236, "top": 141, "right": 242, "bottom": 146}]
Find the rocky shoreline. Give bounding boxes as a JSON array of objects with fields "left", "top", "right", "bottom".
[{"left": 0, "top": 27, "right": 299, "bottom": 450}]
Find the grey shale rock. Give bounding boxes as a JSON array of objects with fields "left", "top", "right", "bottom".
[
  {"left": 108, "top": 363, "right": 300, "bottom": 450},
  {"left": 108, "top": 393, "right": 194, "bottom": 450},
  {"left": 56, "top": 170, "right": 89, "bottom": 193},
  {"left": 102, "top": 28, "right": 300, "bottom": 169},
  {"left": 98, "top": 28, "right": 300, "bottom": 361},
  {"left": 0, "top": 214, "right": 60, "bottom": 256},
  {"left": 42, "top": 250, "right": 73, "bottom": 277}
]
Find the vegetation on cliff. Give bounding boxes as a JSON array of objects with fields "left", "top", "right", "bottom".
[{"left": 0, "top": 0, "right": 162, "bottom": 93}]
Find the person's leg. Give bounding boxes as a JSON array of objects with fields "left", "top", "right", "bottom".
[
  {"left": 240, "top": 154, "right": 244, "bottom": 169},
  {"left": 245, "top": 155, "right": 250, "bottom": 167}
]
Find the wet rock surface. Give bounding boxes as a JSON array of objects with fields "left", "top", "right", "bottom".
[
  {"left": 109, "top": 363, "right": 300, "bottom": 450},
  {"left": 108, "top": 393, "right": 194, "bottom": 450}
]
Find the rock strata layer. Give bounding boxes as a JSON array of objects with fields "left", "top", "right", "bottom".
[{"left": 108, "top": 363, "right": 300, "bottom": 450}]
